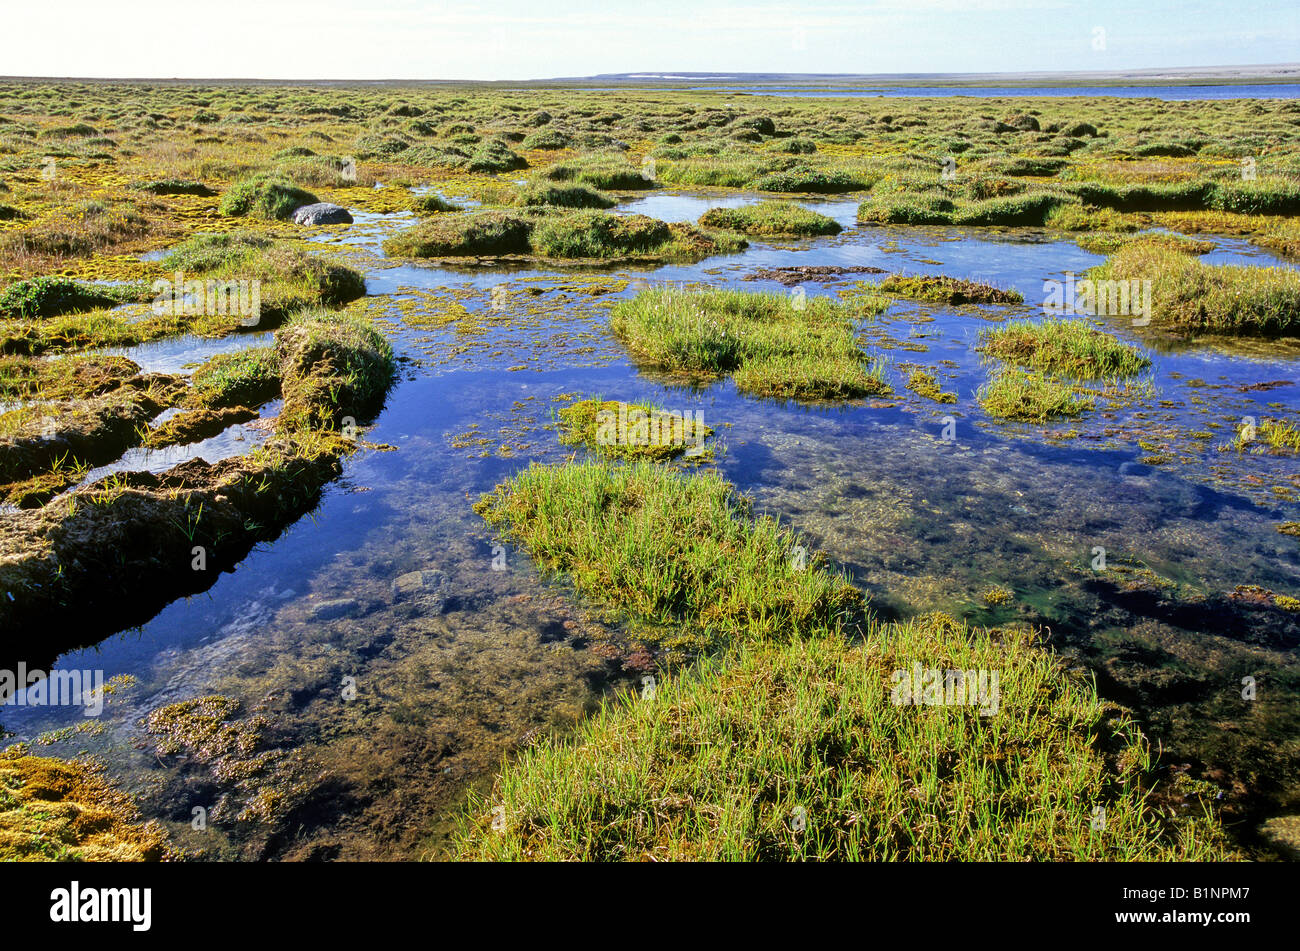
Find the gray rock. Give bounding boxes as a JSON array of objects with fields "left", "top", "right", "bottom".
[
  {"left": 309, "top": 598, "right": 360, "bottom": 621},
  {"left": 291, "top": 202, "right": 353, "bottom": 225},
  {"left": 392, "top": 569, "right": 450, "bottom": 613}
]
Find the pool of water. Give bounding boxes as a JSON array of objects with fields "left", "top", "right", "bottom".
[{"left": 4, "top": 188, "right": 1298, "bottom": 859}]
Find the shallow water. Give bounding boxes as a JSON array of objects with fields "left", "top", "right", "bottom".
[
  {"left": 653, "top": 83, "right": 1300, "bottom": 100},
  {"left": 4, "top": 188, "right": 1299, "bottom": 858}
]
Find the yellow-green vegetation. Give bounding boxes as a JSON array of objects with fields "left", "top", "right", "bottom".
[
  {"left": 982, "top": 585, "right": 1015, "bottom": 606},
  {"left": 979, "top": 368, "right": 1094, "bottom": 422},
  {"left": 905, "top": 368, "right": 957, "bottom": 403},
  {"left": 980, "top": 318, "right": 1151, "bottom": 378},
  {"left": 187, "top": 346, "right": 281, "bottom": 409},
  {"left": 454, "top": 614, "right": 1229, "bottom": 861},
  {"left": 0, "top": 748, "right": 168, "bottom": 861},
  {"left": 697, "top": 200, "right": 842, "bottom": 237},
  {"left": 878, "top": 274, "right": 1023, "bottom": 305},
  {"left": 473, "top": 460, "right": 864, "bottom": 655},
  {"left": 610, "top": 287, "right": 890, "bottom": 401},
  {"left": 1088, "top": 240, "right": 1300, "bottom": 336},
  {"left": 1, "top": 235, "right": 365, "bottom": 356},
  {"left": 556, "top": 398, "right": 713, "bottom": 462},
  {"left": 1233, "top": 418, "right": 1300, "bottom": 454}
]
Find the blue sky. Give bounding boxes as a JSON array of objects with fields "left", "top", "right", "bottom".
[{"left": 7, "top": 0, "right": 1298, "bottom": 80}]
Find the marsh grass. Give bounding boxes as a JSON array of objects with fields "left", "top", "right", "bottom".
[
  {"left": 697, "top": 200, "right": 842, "bottom": 237},
  {"left": 1233, "top": 418, "right": 1300, "bottom": 455},
  {"left": 454, "top": 613, "right": 1229, "bottom": 861},
  {"left": 473, "top": 460, "right": 864, "bottom": 655},
  {"left": 188, "top": 346, "right": 281, "bottom": 409},
  {"left": 979, "top": 318, "right": 1151, "bottom": 379},
  {"left": 979, "top": 368, "right": 1094, "bottom": 421},
  {"left": 1088, "top": 241, "right": 1300, "bottom": 336},
  {"left": 609, "top": 287, "right": 890, "bottom": 401}
]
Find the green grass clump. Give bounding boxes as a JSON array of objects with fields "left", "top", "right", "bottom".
[
  {"left": 556, "top": 398, "right": 713, "bottom": 461},
  {"left": 510, "top": 183, "right": 616, "bottom": 210},
  {"left": 275, "top": 308, "right": 396, "bottom": 431},
  {"left": 697, "top": 201, "right": 841, "bottom": 237},
  {"left": 610, "top": 287, "right": 890, "bottom": 401},
  {"left": 905, "top": 368, "right": 958, "bottom": 403},
  {"left": 465, "top": 140, "right": 528, "bottom": 174},
  {"left": 980, "top": 319, "right": 1151, "bottom": 378},
  {"left": 530, "top": 211, "right": 673, "bottom": 258},
  {"left": 381, "top": 211, "right": 533, "bottom": 257},
  {"left": 1233, "top": 418, "right": 1300, "bottom": 455},
  {"left": 751, "top": 166, "right": 868, "bottom": 193},
  {"left": 540, "top": 158, "right": 653, "bottom": 191},
  {"left": 857, "top": 193, "right": 956, "bottom": 225},
  {"left": 162, "top": 232, "right": 365, "bottom": 314},
  {"left": 218, "top": 173, "right": 318, "bottom": 220},
  {"left": 454, "top": 613, "right": 1229, "bottom": 861},
  {"left": 188, "top": 347, "right": 281, "bottom": 409},
  {"left": 878, "top": 274, "right": 1023, "bottom": 305},
  {"left": 410, "top": 193, "right": 462, "bottom": 215},
  {"left": 1088, "top": 240, "right": 1300, "bottom": 335},
  {"left": 0, "top": 276, "right": 131, "bottom": 319},
  {"left": 978, "top": 369, "right": 1093, "bottom": 422},
  {"left": 473, "top": 460, "right": 863, "bottom": 654}
]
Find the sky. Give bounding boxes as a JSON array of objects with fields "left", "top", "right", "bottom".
[{"left": 4, "top": 0, "right": 1298, "bottom": 81}]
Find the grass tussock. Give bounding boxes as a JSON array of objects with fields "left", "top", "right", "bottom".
[
  {"left": 979, "top": 368, "right": 1093, "bottom": 422},
  {"left": 1088, "top": 240, "right": 1300, "bottom": 336},
  {"left": 218, "top": 173, "right": 318, "bottom": 220},
  {"left": 609, "top": 287, "right": 890, "bottom": 401},
  {"left": 473, "top": 460, "right": 864, "bottom": 654},
  {"left": 697, "top": 200, "right": 842, "bottom": 237},
  {"left": 980, "top": 319, "right": 1151, "bottom": 379},
  {"left": 454, "top": 613, "right": 1230, "bottom": 861}
]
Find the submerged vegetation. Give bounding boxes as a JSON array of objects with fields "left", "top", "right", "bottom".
[{"left": 556, "top": 398, "right": 713, "bottom": 462}]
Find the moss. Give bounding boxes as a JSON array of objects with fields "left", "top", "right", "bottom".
[
  {"left": 0, "top": 748, "right": 168, "bottom": 861},
  {"left": 143, "top": 405, "right": 259, "bottom": 449},
  {"left": 879, "top": 275, "right": 1023, "bottom": 306},
  {"left": 409, "top": 193, "right": 462, "bottom": 215},
  {"left": 557, "top": 398, "right": 714, "bottom": 461},
  {"left": 906, "top": 368, "right": 958, "bottom": 403}
]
